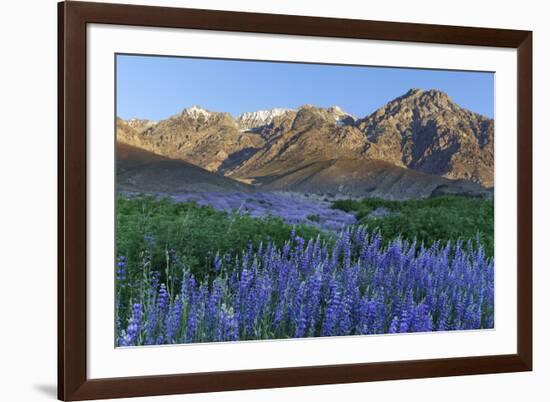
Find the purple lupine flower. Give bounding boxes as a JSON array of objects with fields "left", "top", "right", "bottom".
[
  {"left": 116, "top": 225, "right": 494, "bottom": 345},
  {"left": 185, "top": 306, "right": 198, "bottom": 343},
  {"left": 119, "top": 303, "right": 142, "bottom": 346},
  {"left": 399, "top": 290, "right": 415, "bottom": 333},
  {"left": 412, "top": 302, "right": 432, "bottom": 332},
  {"left": 165, "top": 296, "right": 183, "bottom": 343},
  {"left": 222, "top": 305, "right": 239, "bottom": 341},
  {"left": 342, "top": 230, "right": 351, "bottom": 270},
  {"left": 388, "top": 316, "right": 399, "bottom": 334},
  {"left": 205, "top": 279, "right": 223, "bottom": 336},
  {"left": 293, "top": 282, "right": 308, "bottom": 338},
  {"left": 321, "top": 278, "right": 342, "bottom": 337},
  {"left": 452, "top": 292, "right": 465, "bottom": 330},
  {"left": 356, "top": 296, "right": 369, "bottom": 334},
  {"left": 143, "top": 272, "right": 161, "bottom": 345},
  {"left": 338, "top": 291, "right": 353, "bottom": 335},
  {"left": 437, "top": 301, "right": 450, "bottom": 331},
  {"left": 116, "top": 255, "right": 127, "bottom": 281},
  {"left": 373, "top": 289, "right": 387, "bottom": 333},
  {"left": 157, "top": 283, "right": 169, "bottom": 311},
  {"left": 146, "top": 282, "right": 169, "bottom": 345},
  {"left": 305, "top": 268, "right": 323, "bottom": 336}
]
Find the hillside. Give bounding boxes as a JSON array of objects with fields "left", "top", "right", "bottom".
[
  {"left": 117, "top": 142, "right": 251, "bottom": 193},
  {"left": 257, "top": 159, "right": 490, "bottom": 200}
]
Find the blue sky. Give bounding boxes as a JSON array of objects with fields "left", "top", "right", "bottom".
[{"left": 116, "top": 54, "right": 494, "bottom": 120}]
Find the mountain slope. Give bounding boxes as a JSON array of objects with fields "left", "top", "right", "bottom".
[
  {"left": 357, "top": 89, "right": 494, "bottom": 186},
  {"left": 116, "top": 88, "right": 494, "bottom": 197},
  {"left": 226, "top": 105, "right": 370, "bottom": 178},
  {"left": 225, "top": 92, "right": 493, "bottom": 187},
  {"left": 117, "top": 142, "right": 251, "bottom": 193},
  {"left": 117, "top": 107, "right": 265, "bottom": 172},
  {"left": 256, "top": 159, "right": 490, "bottom": 200},
  {"left": 125, "top": 118, "right": 157, "bottom": 133}
]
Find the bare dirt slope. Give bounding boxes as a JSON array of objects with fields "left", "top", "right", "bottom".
[
  {"left": 258, "top": 159, "right": 490, "bottom": 200},
  {"left": 117, "top": 142, "right": 251, "bottom": 193}
]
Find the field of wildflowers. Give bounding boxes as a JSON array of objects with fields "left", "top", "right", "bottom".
[{"left": 116, "top": 207, "right": 494, "bottom": 346}]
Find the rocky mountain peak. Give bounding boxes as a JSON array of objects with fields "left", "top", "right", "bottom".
[
  {"left": 291, "top": 104, "right": 354, "bottom": 129},
  {"left": 180, "top": 105, "right": 212, "bottom": 120},
  {"left": 124, "top": 118, "right": 157, "bottom": 133},
  {"left": 237, "top": 105, "right": 355, "bottom": 133},
  {"left": 398, "top": 88, "right": 454, "bottom": 110},
  {"left": 404, "top": 88, "right": 423, "bottom": 96},
  {"left": 358, "top": 89, "right": 462, "bottom": 129},
  {"left": 237, "top": 108, "right": 291, "bottom": 131},
  {"left": 171, "top": 106, "right": 240, "bottom": 131},
  {"left": 117, "top": 88, "right": 494, "bottom": 188},
  {"left": 327, "top": 105, "right": 355, "bottom": 125},
  {"left": 356, "top": 88, "right": 494, "bottom": 186},
  {"left": 328, "top": 105, "right": 344, "bottom": 113},
  {"left": 326, "top": 105, "right": 346, "bottom": 117}
]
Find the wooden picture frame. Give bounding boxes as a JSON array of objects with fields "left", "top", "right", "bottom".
[{"left": 58, "top": 1, "right": 532, "bottom": 400}]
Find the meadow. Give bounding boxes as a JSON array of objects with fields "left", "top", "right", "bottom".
[
  {"left": 331, "top": 196, "right": 494, "bottom": 256},
  {"left": 116, "top": 194, "right": 494, "bottom": 346}
]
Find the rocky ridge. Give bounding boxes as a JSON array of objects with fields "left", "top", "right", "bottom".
[{"left": 116, "top": 88, "right": 494, "bottom": 197}]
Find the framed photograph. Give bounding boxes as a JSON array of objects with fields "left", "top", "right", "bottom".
[{"left": 58, "top": 1, "right": 532, "bottom": 400}]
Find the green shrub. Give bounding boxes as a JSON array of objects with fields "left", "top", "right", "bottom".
[
  {"left": 331, "top": 196, "right": 493, "bottom": 255},
  {"left": 116, "top": 195, "right": 328, "bottom": 283}
]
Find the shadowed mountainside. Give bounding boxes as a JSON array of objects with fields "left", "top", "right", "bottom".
[
  {"left": 117, "top": 142, "right": 251, "bottom": 193},
  {"left": 356, "top": 89, "right": 493, "bottom": 186}
]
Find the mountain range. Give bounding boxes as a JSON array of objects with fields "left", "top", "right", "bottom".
[{"left": 116, "top": 89, "right": 494, "bottom": 199}]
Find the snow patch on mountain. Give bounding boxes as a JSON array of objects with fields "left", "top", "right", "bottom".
[
  {"left": 126, "top": 118, "right": 158, "bottom": 132},
  {"left": 327, "top": 106, "right": 355, "bottom": 125},
  {"left": 237, "top": 108, "right": 291, "bottom": 131},
  {"left": 181, "top": 105, "right": 212, "bottom": 120}
]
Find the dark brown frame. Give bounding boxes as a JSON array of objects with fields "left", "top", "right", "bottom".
[{"left": 58, "top": 1, "right": 532, "bottom": 400}]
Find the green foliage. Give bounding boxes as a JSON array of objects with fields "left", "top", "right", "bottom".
[
  {"left": 331, "top": 196, "right": 494, "bottom": 255},
  {"left": 117, "top": 195, "right": 327, "bottom": 282}
]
